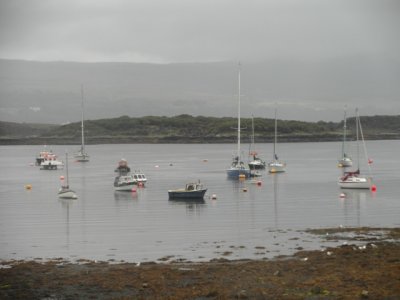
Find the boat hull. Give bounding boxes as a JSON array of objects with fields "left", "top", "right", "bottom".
[
  {"left": 58, "top": 189, "right": 77, "bottom": 199},
  {"left": 248, "top": 161, "right": 266, "bottom": 170},
  {"left": 268, "top": 161, "right": 286, "bottom": 173},
  {"left": 168, "top": 189, "right": 207, "bottom": 199},
  {"left": 40, "top": 161, "right": 64, "bottom": 170},
  {"left": 114, "top": 175, "right": 138, "bottom": 191},
  {"left": 114, "top": 185, "right": 137, "bottom": 191},
  {"left": 338, "top": 176, "right": 371, "bottom": 189},
  {"left": 75, "top": 153, "right": 90, "bottom": 162}
]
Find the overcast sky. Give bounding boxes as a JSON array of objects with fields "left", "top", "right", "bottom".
[
  {"left": 0, "top": 0, "right": 399, "bottom": 63},
  {"left": 0, "top": 0, "right": 399, "bottom": 123}
]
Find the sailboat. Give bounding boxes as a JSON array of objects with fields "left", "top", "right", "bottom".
[
  {"left": 248, "top": 115, "right": 266, "bottom": 172},
  {"left": 268, "top": 107, "right": 286, "bottom": 173},
  {"left": 226, "top": 63, "right": 251, "bottom": 179},
  {"left": 58, "top": 152, "right": 78, "bottom": 199},
  {"left": 338, "top": 109, "right": 372, "bottom": 189},
  {"left": 338, "top": 107, "right": 352, "bottom": 167},
  {"left": 74, "top": 85, "right": 90, "bottom": 162}
]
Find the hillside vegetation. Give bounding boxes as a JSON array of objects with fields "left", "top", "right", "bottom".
[{"left": 1, "top": 114, "right": 399, "bottom": 144}]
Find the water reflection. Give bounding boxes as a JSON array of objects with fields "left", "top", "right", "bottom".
[
  {"left": 114, "top": 191, "right": 138, "bottom": 201},
  {"left": 168, "top": 198, "right": 206, "bottom": 215},
  {"left": 59, "top": 199, "right": 73, "bottom": 250},
  {"left": 339, "top": 190, "right": 367, "bottom": 227},
  {"left": 272, "top": 173, "right": 279, "bottom": 228}
]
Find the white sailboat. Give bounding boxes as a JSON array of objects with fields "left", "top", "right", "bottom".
[
  {"left": 338, "top": 109, "right": 372, "bottom": 189},
  {"left": 75, "top": 85, "right": 89, "bottom": 162},
  {"left": 338, "top": 107, "right": 352, "bottom": 167},
  {"left": 248, "top": 115, "right": 266, "bottom": 172},
  {"left": 58, "top": 152, "right": 78, "bottom": 199},
  {"left": 226, "top": 63, "right": 251, "bottom": 179},
  {"left": 268, "top": 107, "right": 286, "bottom": 173}
]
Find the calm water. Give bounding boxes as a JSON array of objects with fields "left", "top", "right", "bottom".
[{"left": 1, "top": 141, "right": 399, "bottom": 263}]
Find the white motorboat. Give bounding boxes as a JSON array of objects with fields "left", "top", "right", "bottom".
[
  {"left": 133, "top": 171, "right": 147, "bottom": 184},
  {"left": 338, "top": 107, "right": 352, "bottom": 167},
  {"left": 40, "top": 153, "right": 64, "bottom": 170},
  {"left": 268, "top": 107, "right": 286, "bottom": 173},
  {"left": 114, "top": 159, "right": 137, "bottom": 191},
  {"left": 35, "top": 147, "right": 53, "bottom": 166},
  {"left": 226, "top": 63, "right": 251, "bottom": 179},
  {"left": 75, "top": 85, "right": 90, "bottom": 162},
  {"left": 58, "top": 152, "right": 77, "bottom": 199},
  {"left": 338, "top": 109, "right": 373, "bottom": 189}
]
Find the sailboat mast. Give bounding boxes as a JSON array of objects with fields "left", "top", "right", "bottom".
[
  {"left": 342, "top": 108, "right": 347, "bottom": 157},
  {"left": 237, "top": 63, "right": 241, "bottom": 160},
  {"left": 273, "top": 107, "right": 277, "bottom": 160},
  {"left": 80, "top": 84, "right": 85, "bottom": 152},
  {"left": 356, "top": 108, "right": 360, "bottom": 170},
  {"left": 251, "top": 115, "right": 255, "bottom": 153},
  {"left": 65, "top": 152, "right": 69, "bottom": 187}
]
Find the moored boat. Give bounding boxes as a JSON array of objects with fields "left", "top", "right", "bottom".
[
  {"left": 114, "top": 159, "right": 137, "bottom": 191},
  {"left": 168, "top": 182, "right": 207, "bottom": 199},
  {"left": 58, "top": 152, "right": 77, "bottom": 199},
  {"left": 133, "top": 171, "right": 147, "bottom": 184},
  {"left": 338, "top": 109, "right": 373, "bottom": 189},
  {"left": 40, "top": 153, "right": 64, "bottom": 170},
  {"left": 226, "top": 63, "right": 251, "bottom": 179},
  {"left": 248, "top": 116, "right": 266, "bottom": 171},
  {"left": 268, "top": 107, "right": 286, "bottom": 173}
]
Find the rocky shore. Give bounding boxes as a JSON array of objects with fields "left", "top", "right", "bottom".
[{"left": 1, "top": 228, "right": 399, "bottom": 299}]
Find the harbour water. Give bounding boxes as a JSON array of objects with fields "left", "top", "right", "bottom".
[{"left": 0, "top": 141, "right": 399, "bottom": 263}]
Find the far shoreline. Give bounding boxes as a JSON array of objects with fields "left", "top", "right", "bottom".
[{"left": 1, "top": 134, "right": 399, "bottom": 146}]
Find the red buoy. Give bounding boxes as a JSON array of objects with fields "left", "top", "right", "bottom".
[
  {"left": 371, "top": 184, "right": 377, "bottom": 192},
  {"left": 131, "top": 188, "right": 137, "bottom": 192}
]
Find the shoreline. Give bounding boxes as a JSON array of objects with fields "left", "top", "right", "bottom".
[
  {"left": 1, "top": 134, "right": 399, "bottom": 145},
  {"left": 1, "top": 227, "right": 399, "bottom": 299}
]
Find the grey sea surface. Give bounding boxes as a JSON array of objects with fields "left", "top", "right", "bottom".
[{"left": 0, "top": 141, "right": 399, "bottom": 263}]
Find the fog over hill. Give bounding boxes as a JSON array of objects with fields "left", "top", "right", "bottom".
[{"left": 0, "top": 58, "right": 399, "bottom": 124}]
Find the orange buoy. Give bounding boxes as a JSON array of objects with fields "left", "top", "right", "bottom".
[
  {"left": 131, "top": 188, "right": 137, "bottom": 192},
  {"left": 257, "top": 181, "right": 262, "bottom": 186},
  {"left": 60, "top": 175, "right": 65, "bottom": 180},
  {"left": 25, "top": 184, "right": 32, "bottom": 190}
]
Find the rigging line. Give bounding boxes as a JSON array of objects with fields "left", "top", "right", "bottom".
[{"left": 358, "top": 115, "right": 372, "bottom": 177}]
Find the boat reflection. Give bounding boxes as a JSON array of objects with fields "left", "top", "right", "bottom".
[
  {"left": 168, "top": 198, "right": 206, "bottom": 214},
  {"left": 114, "top": 191, "right": 138, "bottom": 201},
  {"left": 59, "top": 199, "right": 72, "bottom": 250},
  {"left": 339, "top": 190, "right": 368, "bottom": 227}
]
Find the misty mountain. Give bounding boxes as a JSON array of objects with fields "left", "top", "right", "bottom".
[{"left": 0, "top": 58, "right": 399, "bottom": 124}]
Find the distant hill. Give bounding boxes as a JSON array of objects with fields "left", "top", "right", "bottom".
[
  {"left": 1, "top": 114, "right": 399, "bottom": 144},
  {"left": 0, "top": 121, "right": 58, "bottom": 138},
  {"left": 1, "top": 58, "right": 399, "bottom": 124}
]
